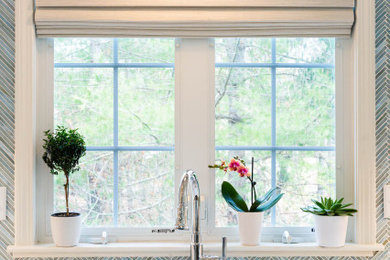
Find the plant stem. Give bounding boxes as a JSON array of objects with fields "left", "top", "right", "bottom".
[
  {"left": 253, "top": 183, "right": 257, "bottom": 201},
  {"left": 251, "top": 157, "right": 255, "bottom": 203},
  {"left": 247, "top": 175, "right": 257, "bottom": 206},
  {"left": 64, "top": 173, "right": 70, "bottom": 216}
]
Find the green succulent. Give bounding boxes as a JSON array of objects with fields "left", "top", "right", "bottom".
[
  {"left": 301, "top": 197, "right": 357, "bottom": 216},
  {"left": 222, "top": 181, "right": 284, "bottom": 212}
]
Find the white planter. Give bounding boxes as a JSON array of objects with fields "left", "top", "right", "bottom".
[
  {"left": 237, "top": 212, "right": 264, "bottom": 246},
  {"left": 50, "top": 212, "right": 82, "bottom": 247},
  {"left": 314, "top": 215, "right": 348, "bottom": 247}
]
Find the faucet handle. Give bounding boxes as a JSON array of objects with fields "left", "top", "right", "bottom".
[
  {"left": 222, "top": 237, "right": 227, "bottom": 260},
  {"left": 200, "top": 238, "right": 227, "bottom": 260}
]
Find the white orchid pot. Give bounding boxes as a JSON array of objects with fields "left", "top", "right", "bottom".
[
  {"left": 314, "top": 215, "right": 348, "bottom": 247},
  {"left": 50, "top": 212, "right": 82, "bottom": 247},
  {"left": 237, "top": 211, "right": 264, "bottom": 246}
]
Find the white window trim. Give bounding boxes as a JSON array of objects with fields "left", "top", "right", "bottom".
[
  {"left": 34, "top": 37, "right": 217, "bottom": 243},
  {"left": 35, "top": 37, "right": 343, "bottom": 244},
  {"left": 11, "top": 0, "right": 382, "bottom": 257},
  {"left": 7, "top": 242, "right": 385, "bottom": 258}
]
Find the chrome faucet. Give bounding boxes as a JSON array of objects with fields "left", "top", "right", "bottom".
[
  {"left": 175, "top": 170, "right": 226, "bottom": 260},
  {"left": 176, "top": 170, "right": 201, "bottom": 260}
]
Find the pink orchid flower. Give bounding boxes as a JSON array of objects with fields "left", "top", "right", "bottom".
[
  {"left": 237, "top": 165, "right": 250, "bottom": 177},
  {"left": 228, "top": 159, "right": 241, "bottom": 171}
]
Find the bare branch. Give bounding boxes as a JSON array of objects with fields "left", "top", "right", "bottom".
[
  {"left": 215, "top": 39, "right": 242, "bottom": 108},
  {"left": 215, "top": 114, "right": 244, "bottom": 124}
]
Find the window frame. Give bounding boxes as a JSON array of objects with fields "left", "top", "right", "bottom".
[
  {"left": 13, "top": 0, "right": 377, "bottom": 253},
  {"left": 35, "top": 37, "right": 349, "bottom": 243},
  {"left": 213, "top": 37, "right": 337, "bottom": 230},
  {"left": 36, "top": 38, "right": 183, "bottom": 243},
  {"left": 209, "top": 38, "right": 352, "bottom": 242},
  {"left": 54, "top": 38, "right": 176, "bottom": 230}
]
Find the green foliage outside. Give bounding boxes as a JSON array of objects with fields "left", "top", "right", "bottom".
[
  {"left": 214, "top": 38, "right": 335, "bottom": 227},
  {"left": 53, "top": 38, "right": 335, "bottom": 227}
]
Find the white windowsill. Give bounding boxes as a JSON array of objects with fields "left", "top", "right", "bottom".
[{"left": 7, "top": 242, "right": 384, "bottom": 258}]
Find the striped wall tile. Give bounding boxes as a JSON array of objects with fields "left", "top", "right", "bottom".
[
  {"left": 375, "top": 0, "right": 390, "bottom": 260},
  {"left": 0, "top": 0, "right": 14, "bottom": 260},
  {"left": 2, "top": 0, "right": 390, "bottom": 260}
]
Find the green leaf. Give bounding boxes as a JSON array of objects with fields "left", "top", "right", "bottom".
[
  {"left": 326, "top": 198, "right": 331, "bottom": 209},
  {"left": 301, "top": 196, "right": 357, "bottom": 216},
  {"left": 340, "top": 203, "right": 353, "bottom": 208},
  {"left": 312, "top": 199, "right": 325, "bottom": 210},
  {"left": 221, "top": 181, "right": 248, "bottom": 212},
  {"left": 254, "top": 193, "right": 284, "bottom": 212},
  {"left": 258, "top": 187, "right": 279, "bottom": 204},
  {"left": 330, "top": 203, "right": 342, "bottom": 211},
  {"left": 339, "top": 208, "right": 358, "bottom": 212},
  {"left": 249, "top": 199, "right": 262, "bottom": 212}
]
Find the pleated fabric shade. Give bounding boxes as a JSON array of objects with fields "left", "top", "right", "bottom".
[{"left": 34, "top": 0, "right": 355, "bottom": 37}]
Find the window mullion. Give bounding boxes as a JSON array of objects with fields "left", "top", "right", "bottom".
[
  {"left": 271, "top": 38, "right": 277, "bottom": 226},
  {"left": 113, "top": 39, "right": 119, "bottom": 226},
  {"left": 175, "top": 38, "right": 215, "bottom": 233}
]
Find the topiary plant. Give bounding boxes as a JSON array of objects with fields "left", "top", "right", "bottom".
[
  {"left": 301, "top": 197, "right": 357, "bottom": 216},
  {"left": 42, "top": 126, "right": 86, "bottom": 216}
]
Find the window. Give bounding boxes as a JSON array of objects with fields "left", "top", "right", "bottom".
[
  {"left": 214, "top": 38, "right": 336, "bottom": 228},
  {"left": 44, "top": 37, "right": 338, "bottom": 241},
  {"left": 14, "top": 1, "right": 377, "bottom": 254},
  {"left": 53, "top": 38, "right": 176, "bottom": 227}
]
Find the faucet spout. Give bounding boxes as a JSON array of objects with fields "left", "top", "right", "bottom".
[
  {"left": 175, "top": 170, "right": 201, "bottom": 260},
  {"left": 175, "top": 170, "right": 226, "bottom": 260}
]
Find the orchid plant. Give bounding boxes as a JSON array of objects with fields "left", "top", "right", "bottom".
[{"left": 209, "top": 156, "right": 284, "bottom": 212}]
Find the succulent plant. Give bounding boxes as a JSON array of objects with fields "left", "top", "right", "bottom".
[{"left": 301, "top": 197, "right": 357, "bottom": 216}]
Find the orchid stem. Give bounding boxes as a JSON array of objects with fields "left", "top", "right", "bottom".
[{"left": 251, "top": 157, "right": 255, "bottom": 204}]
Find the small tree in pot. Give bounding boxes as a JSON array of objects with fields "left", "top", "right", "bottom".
[{"left": 42, "top": 126, "right": 86, "bottom": 246}]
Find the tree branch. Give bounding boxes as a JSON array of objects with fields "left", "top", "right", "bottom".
[{"left": 215, "top": 39, "right": 242, "bottom": 108}]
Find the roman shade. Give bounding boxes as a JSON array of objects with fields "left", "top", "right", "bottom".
[{"left": 34, "top": 0, "right": 355, "bottom": 37}]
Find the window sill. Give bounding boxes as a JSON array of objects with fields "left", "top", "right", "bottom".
[{"left": 7, "top": 242, "right": 384, "bottom": 258}]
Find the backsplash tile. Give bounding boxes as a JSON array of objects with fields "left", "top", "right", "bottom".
[
  {"left": 2, "top": 0, "right": 390, "bottom": 259},
  {"left": 11, "top": 257, "right": 383, "bottom": 260},
  {"left": 0, "top": 0, "right": 15, "bottom": 260}
]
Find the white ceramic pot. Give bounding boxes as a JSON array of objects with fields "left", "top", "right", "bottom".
[
  {"left": 314, "top": 215, "right": 348, "bottom": 247},
  {"left": 50, "top": 212, "right": 82, "bottom": 247},
  {"left": 237, "top": 211, "right": 264, "bottom": 246}
]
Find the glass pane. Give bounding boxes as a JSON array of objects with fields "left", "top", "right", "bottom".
[
  {"left": 276, "top": 68, "right": 335, "bottom": 146},
  {"left": 215, "top": 38, "right": 272, "bottom": 63},
  {"left": 215, "top": 150, "right": 272, "bottom": 227},
  {"left": 54, "top": 38, "right": 113, "bottom": 63},
  {"left": 118, "top": 151, "right": 175, "bottom": 227},
  {"left": 276, "top": 38, "right": 335, "bottom": 64},
  {"left": 54, "top": 68, "right": 113, "bottom": 146},
  {"left": 54, "top": 151, "right": 114, "bottom": 226},
  {"left": 118, "top": 38, "right": 175, "bottom": 63},
  {"left": 275, "top": 151, "right": 335, "bottom": 226},
  {"left": 215, "top": 68, "right": 271, "bottom": 146},
  {"left": 118, "top": 68, "right": 174, "bottom": 146}
]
